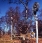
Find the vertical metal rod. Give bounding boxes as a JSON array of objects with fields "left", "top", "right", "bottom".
[
  {"left": 35, "top": 16, "right": 38, "bottom": 43},
  {"left": 34, "top": 15, "right": 38, "bottom": 43},
  {"left": 33, "top": 2, "right": 39, "bottom": 43}
]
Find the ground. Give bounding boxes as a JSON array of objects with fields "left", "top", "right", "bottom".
[{"left": 0, "top": 35, "right": 42, "bottom": 43}]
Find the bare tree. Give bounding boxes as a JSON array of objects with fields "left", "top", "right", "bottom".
[{"left": 5, "top": 6, "right": 20, "bottom": 36}]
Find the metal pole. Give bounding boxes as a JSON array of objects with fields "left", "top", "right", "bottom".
[
  {"left": 35, "top": 15, "right": 38, "bottom": 43},
  {"left": 33, "top": 2, "right": 39, "bottom": 43}
]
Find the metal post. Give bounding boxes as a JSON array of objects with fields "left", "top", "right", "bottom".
[
  {"left": 33, "top": 2, "right": 39, "bottom": 43},
  {"left": 35, "top": 15, "right": 38, "bottom": 43},
  {"left": 34, "top": 15, "right": 38, "bottom": 43}
]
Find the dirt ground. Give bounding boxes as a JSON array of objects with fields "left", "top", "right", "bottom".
[
  {"left": 0, "top": 35, "right": 42, "bottom": 43},
  {"left": 0, "top": 38, "right": 42, "bottom": 43}
]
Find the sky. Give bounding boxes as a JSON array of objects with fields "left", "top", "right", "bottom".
[
  {"left": 0, "top": 0, "right": 42, "bottom": 18},
  {"left": 0, "top": 0, "right": 42, "bottom": 32}
]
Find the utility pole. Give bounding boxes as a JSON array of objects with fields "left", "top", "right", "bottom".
[{"left": 33, "top": 2, "right": 39, "bottom": 43}]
